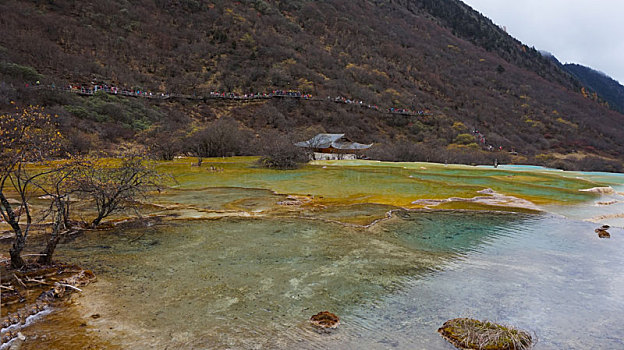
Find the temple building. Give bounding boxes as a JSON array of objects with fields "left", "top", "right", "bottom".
[{"left": 295, "top": 133, "right": 372, "bottom": 160}]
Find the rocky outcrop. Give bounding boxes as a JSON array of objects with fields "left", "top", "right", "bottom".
[
  {"left": 277, "top": 195, "right": 313, "bottom": 206},
  {"left": 413, "top": 188, "right": 540, "bottom": 211}
]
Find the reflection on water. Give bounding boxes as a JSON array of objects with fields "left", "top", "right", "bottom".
[{"left": 16, "top": 207, "right": 624, "bottom": 349}]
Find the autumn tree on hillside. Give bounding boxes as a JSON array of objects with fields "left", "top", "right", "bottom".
[{"left": 0, "top": 106, "right": 62, "bottom": 268}]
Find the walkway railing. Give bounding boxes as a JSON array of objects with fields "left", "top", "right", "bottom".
[{"left": 31, "top": 84, "right": 431, "bottom": 117}]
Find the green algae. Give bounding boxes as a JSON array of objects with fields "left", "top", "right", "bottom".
[
  {"left": 155, "top": 157, "right": 606, "bottom": 211},
  {"left": 6, "top": 157, "right": 608, "bottom": 230},
  {"left": 2, "top": 157, "right": 614, "bottom": 235}
]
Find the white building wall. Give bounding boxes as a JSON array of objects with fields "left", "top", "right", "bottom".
[{"left": 313, "top": 152, "right": 357, "bottom": 160}]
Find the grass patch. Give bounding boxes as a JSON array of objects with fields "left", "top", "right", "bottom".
[{"left": 438, "top": 318, "right": 533, "bottom": 350}]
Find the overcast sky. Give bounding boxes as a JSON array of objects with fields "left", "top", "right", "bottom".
[{"left": 461, "top": 0, "right": 624, "bottom": 84}]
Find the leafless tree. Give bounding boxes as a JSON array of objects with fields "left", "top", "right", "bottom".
[
  {"left": 258, "top": 131, "right": 309, "bottom": 169},
  {"left": 149, "top": 131, "right": 182, "bottom": 161},
  {"left": 74, "top": 155, "right": 165, "bottom": 228},
  {"left": 0, "top": 106, "right": 61, "bottom": 268},
  {"left": 34, "top": 159, "right": 86, "bottom": 265}
]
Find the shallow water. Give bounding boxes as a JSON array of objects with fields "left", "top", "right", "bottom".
[
  {"left": 40, "top": 215, "right": 450, "bottom": 349},
  {"left": 300, "top": 213, "right": 624, "bottom": 349},
  {"left": 14, "top": 209, "right": 624, "bottom": 349},
  {"left": 4, "top": 158, "right": 624, "bottom": 349},
  {"left": 0, "top": 157, "right": 612, "bottom": 233}
]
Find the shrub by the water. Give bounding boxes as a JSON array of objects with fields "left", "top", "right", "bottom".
[
  {"left": 257, "top": 132, "right": 309, "bottom": 169},
  {"left": 258, "top": 145, "right": 308, "bottom": 169},
  {"left": 309, "top": 311, "right": 340, "bottom": 329},
  {"left": 577, "top": 156, "right": 623, "bottom": 172}
]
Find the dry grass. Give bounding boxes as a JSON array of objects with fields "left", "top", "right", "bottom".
[{"left": 438, "top": 318, "right": 534, "bottom": 350}]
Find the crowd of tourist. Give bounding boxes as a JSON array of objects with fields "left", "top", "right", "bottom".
[
  {"left": 32, "top": 82, "right": 429, "bottom": 118},
  {"left": 329, "top": 96, "right": 380, "bottom": 111},
  {"left": 207, "top": 90, "right": 312, "bottom": 100},
  {"left": 65, "top": 84, "right": 170, "bottom": 99},
  {"left": 61, "top": 84, "right": 317, "bottom": 101},
  {"left": 387, "top": 107, "right": 427, "bottom": 116},
  {"left": 271, "top": 90, "right": 313, "bottom": 99},
  {"left": 208, "top": 91, "right": 271, "bottom": 99},
  {"left": 473, "top": 128, "right": 486, "bottom": 145},
  {"left": 330, "top": 95, "right": 427, "bottom": 116}
]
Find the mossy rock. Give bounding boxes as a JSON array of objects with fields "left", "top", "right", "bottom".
[{"left": 438, "top": 318, "right": 533, "bottom": 350}]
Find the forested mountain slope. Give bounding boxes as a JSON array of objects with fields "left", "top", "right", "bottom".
[
  {"left": 564, "top": 64, "right": 624, "bottom": 115},
  {"left": 1, "top": 0, "right": 623, "bottom": 166}
]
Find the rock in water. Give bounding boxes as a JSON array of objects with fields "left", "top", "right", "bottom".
[
  {"left": 309, "top": 311, "right": 340, "bottom": 329},
  {"left": 438, "top": 318, "right": 533, "bottom": 350},
  {"left": 595, "top": 228, "right": 611, "bottom": 238}
]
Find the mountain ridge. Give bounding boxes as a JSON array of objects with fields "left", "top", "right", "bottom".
[{"left": 563, "top": 63, "right": 624, "bottom": 114}]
